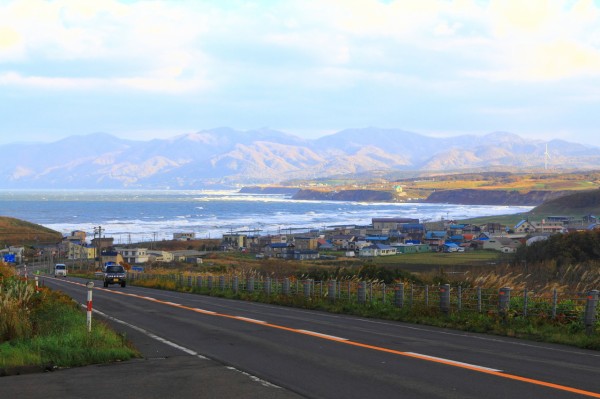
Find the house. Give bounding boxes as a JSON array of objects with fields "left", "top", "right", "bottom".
[
  {"left": 65, "top": 241, "right": 95, "bottom": 260},
  {"left": 317, "top": 240, "right": 335, "bottom": 251},
  {"left": 100, "top": 250, "right": 125, "bottom": 268},
  {"left": 170, "top": 250, "right": 207, "bottom": 264},
  {"left": 482, "top": 237, "right": 522, "bottom": 253},
  {"left": 293, "top": 250, "right": 320, "bottom": 260},
  {"left": 263, "top": 242, "right": 294, "bottom": 258},
  {"left": 481, "top": 223, "right": 503, "bottom": 234},
  {"left": 91, "top": 237, "right": 114, "bottom": 255},
  {"left": 514, "top": 220, "right": 535, "bottom": 234},
  {"left": 365, "top": 235, "right": 389, "bottom": 244},
  {"left": 424, "top": 231, "right": 447, "bottom": 250},
  {"left": 392, "top": 243, "right": 430, "bottom": 254},
  {"left": 443, "top": 242, "right": 460, "bottom": 252},
  {"left": 359, "top": 244, "right": 397, "bottom": 257},
  {"left": 147, "top": 250, "right": 174, "bottom": 262},
  {"left": 400, "top": 223, "right": 424, "bottom": 242},
  {"left": 372, "top": 218, "right": 419, "bottom": 230},
  {"left": 330, "top": 235, "right": 355, "bottom": 250},
  {"left": 222, "top": 233, "right": 247, "bottom": 250},
  {"left": 173, "top": 232, "right": 195, "bottom": 241},
  {"left": 293, "top": 236, "right": 318, "bottom": 251},
  {"left": 116, "top": 247, "right": 149, "bottom": 264}
]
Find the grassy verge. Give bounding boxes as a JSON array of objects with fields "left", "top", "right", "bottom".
[{"left": 0, "top": 273, "right": 138, "bottom": 374}]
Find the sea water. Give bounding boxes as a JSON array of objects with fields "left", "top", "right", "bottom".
[{"left": 0, "top": 190, "right": 532, "bottom": 243}]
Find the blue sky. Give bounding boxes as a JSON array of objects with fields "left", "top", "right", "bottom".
[{"left": 1, "top": 0, "right": 600, "bottom": 146}]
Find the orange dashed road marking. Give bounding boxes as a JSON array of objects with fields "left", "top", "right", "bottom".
[{"left": 55, "top": 278, "right": 600, "bottom": 398}]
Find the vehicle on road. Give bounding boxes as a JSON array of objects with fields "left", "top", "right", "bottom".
[
  {"left": 103, "top": 265, "right": 127, "bottom": 288},
  {"left": 54, "top": 263, "right": 67, "bottom": 277}
]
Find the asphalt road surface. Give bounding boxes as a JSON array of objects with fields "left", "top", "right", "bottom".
[{"left": 8, "top": 275, "right": 600, "bottom": 399}]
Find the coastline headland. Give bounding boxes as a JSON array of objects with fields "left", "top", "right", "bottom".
[{"left": 240, "top": 186, "right": 573, "bottom": 206}]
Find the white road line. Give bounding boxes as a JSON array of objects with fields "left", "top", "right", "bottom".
[
  {"left": 297, "top": 329, "right": 348, "bottom": 341},
  {"left": 84, "top": 305, "right": 281, "bottom": 390},
  {"left": 225, "top": 367, "right": 281, "bottom": 389},
  {"left": 86, "top": 306, "right": 208, "bottom": 360},
  {"left": 404, "top": 352, "right": 503, "bottom": 372},
  {"left": 193, "top": 308, "right": 217, "bottom": 314},
  {"left": 234, "top": 316, "right": 266, "bottom": 324}
]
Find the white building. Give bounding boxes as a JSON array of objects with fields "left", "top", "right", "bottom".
[{"left": 116, "top": 247, "right": 149, "bottom": 264}]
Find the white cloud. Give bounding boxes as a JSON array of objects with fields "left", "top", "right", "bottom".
[{"left": 1, "top": 0, "right": 600, "bottom": 93}]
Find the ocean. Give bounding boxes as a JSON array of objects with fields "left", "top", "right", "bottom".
[{"left": 0, "top": 190, "right": 532, "bottom": 243}]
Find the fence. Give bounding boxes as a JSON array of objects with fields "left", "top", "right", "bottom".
[{"left": 128, "top": 272, "right": 600, "bottom": 334}]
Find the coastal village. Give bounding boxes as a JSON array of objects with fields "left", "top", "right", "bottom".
[{"left": 2, "top": 213, "right": 598, "bottom": 268}]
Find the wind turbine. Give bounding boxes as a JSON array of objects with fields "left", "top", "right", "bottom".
[{"left": 544, "top": 143, "right": 550, "bottom": 170}]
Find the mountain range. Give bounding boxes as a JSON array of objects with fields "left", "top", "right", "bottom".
[{"left": 2, "top": 127, "right": 599, "bottom": 189}]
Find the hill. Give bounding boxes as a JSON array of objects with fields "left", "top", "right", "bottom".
[
  {"left": 528, "top": 189, "right": 600, "bottom": 217},
  {"left": 0, "top": 216, "right": 63, "bottom": 247}
]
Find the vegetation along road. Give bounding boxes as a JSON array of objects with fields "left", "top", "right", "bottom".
[{"left": 35, "top": 275, "right": 600, "bottom": 399}]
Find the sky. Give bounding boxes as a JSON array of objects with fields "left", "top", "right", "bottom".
[{"left": 1, "top": 0, "right": 600, "bottom": 147}]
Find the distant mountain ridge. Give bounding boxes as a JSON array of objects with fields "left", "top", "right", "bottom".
[{"left": 1, "top": 128, "right": 599, "bottom": 189}]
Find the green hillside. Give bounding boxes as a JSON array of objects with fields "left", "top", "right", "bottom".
[
  {"left": 528, "top": 189, "right": 600, "bottom": 217},
  {"left": 0, "top": 216, "right": 62, "bottom": 247}
]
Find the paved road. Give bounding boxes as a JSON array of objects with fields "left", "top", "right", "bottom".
[{"left": 6, "top": 275, "right": 600, "bottom": 399}]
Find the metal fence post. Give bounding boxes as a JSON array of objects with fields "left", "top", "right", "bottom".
[
  {"left": 440, "top": 284, "right": 450, "bottom": 314},
  {"left": 499, "top": 287, "right": 511, "bottom": 317},
  {"left": 196, "top": 275, "right": 203, "bottom": 289},
  {"left": 328, "top": 280, "right": 336, "bottom": 302},
  {"left": 394, "top": 283, "right": 404, "bottom": 308},
  {"left": 523, "top": 288, "right": 528, "bottom": 317},
  {"left": 232, "top": 276, "right": 239, "bottom": 294},
  {"left": 187, "top": 275, "right": 192, "bottom": 287},
  {"left": 219, "top": 275, "right": 225, "bottom": 291},
  {"left": 358, "top": 281, "right": 367, "bottom": 304},
  {"left": 552, "top": 289, "right": 558, "bottom": 319},
  {"left": 265, "top": 277, "right": 271, "bottom": 296},
  {"left": 303, "top": 280, "right": 310, "bottom": 298},
  {"left": 207, "top": 275, "right": 213, "bottom": 290},
  {"left": 382, "top": 283, "right": 386, "bottom": 304},
  {"left": 410, "top": 283, "right": 414, "bottom": 307},
  {"left": 425, "top": 285, "right": 429, "bottom": 307},
  {"left": 477, "top": 287, "right": 482, "bottom": 313},
  {"left": 282, "top": 278, "right": 290, "bottom": 296},
  {"left": 584, "top": 290, "right": 599, "bottom": 335},
  {"left": 247, "top": 277, "right": 254, "bottom": 293},
  {"left": 457, "top": 285, "right": 462, "bottom": 312}
]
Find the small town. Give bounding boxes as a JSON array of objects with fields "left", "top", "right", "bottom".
[{"left": 2, "top": 214, "right": 597, "bottom": 269}]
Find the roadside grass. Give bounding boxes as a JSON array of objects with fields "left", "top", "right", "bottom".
[{"left": 0, "top": 271, "right": 138, "bottom": 373}]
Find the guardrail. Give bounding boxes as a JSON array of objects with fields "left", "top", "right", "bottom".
[{"left": 128, "top": 272, "right": 599, "bottom": 334}]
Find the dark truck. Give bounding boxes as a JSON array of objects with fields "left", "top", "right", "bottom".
[{"left": 103, "top": 265, "right": 127, "bottom": 288}]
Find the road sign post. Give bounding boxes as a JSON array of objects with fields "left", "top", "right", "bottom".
[{"left": 86, "top": 281, "right": 94, "bottom": 333}]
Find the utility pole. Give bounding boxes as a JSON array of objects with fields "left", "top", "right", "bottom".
[{"left": 94, "top": 226, "right": 103, "bottom": 270}]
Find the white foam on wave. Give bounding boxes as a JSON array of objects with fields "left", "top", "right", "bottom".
[{"left": 34, "top": 191, "right": 533, "bottom": 243}]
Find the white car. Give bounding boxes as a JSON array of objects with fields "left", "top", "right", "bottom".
[{"left": 54, "top": 263, "right": 67, "bottom": 277}]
